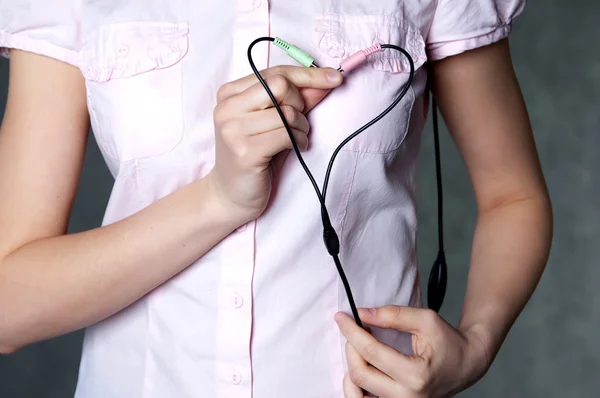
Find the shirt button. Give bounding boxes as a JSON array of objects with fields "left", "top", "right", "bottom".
[
  {"left": 233, "top": 293, "right": 244, "bottom": 309},
  {"left": 232, "top": 371, "right": 242, "bottom": 385},
  {"left": 118, "top": 46, "right": 129, "bottom": 57},
  {"left": 239, "top": 0, "right": 261, "bottom": 11}
]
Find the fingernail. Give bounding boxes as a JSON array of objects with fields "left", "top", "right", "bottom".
[
  {"left": 327, "top": 70, "right": 341, "bottom": 83},
  {"left": 365, "top": 308, "right": 376, "bottom": 315}
]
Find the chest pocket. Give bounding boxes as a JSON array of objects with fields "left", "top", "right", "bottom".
[
  {"left": 310, "top": 13, "right": 426, "bottom": 154},
  {"left": 80, "top": 21, "right": 189, "bottom": 162}
]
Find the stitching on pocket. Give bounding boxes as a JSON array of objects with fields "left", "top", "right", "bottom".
[{"left": 80, "top": 21, "right": 189, "bottom": 82}]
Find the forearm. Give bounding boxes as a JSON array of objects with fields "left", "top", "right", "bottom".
[
  {"left": 458, "top": 196, "right": 552, "bottom": 365},
  {"left": 0, "top": 176, "right": 239, "bottom": 351}
]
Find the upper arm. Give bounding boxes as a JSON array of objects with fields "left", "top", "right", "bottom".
[
  {"left": 0, "top": 50, "right": 89, "bottom": 258},
  {"left": 429, "top": 38, "right": 548, "bottom": 212}
]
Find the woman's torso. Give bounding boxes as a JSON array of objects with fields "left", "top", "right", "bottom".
[{"left": 75, "top": 1, "right": 431, "bottom": 397}]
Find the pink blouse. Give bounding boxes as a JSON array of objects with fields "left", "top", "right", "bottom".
[{"left": 0, "top": 1, "right": 524, "bottom": 397}]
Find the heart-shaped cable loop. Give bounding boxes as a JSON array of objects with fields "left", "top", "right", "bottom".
[{"left": 247, "top": 37, "right": 415, "bottom": 329}]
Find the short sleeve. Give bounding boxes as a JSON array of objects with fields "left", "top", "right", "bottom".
[
  {"left": 426, "top": 0, "right": 525, "bottom": 61},
  {"left": 0, "top": 0, "right": 81, "bottom": 66}
]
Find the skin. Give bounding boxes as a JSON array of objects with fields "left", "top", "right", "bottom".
[
  {"left": 0, "top": 49, "right": 342, "bottom": 352},
  {"left": 336, "top": 39, "right": 552, "bottom": 397},
  {"left": 0, "top": 37, "right": 551, "bottom": 396}
]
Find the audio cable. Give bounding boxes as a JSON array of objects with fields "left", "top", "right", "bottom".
[{"left": 248, "top": 37, "right": 416, "bottom": 329}]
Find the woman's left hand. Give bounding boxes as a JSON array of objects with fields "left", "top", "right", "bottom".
[{"left": 335, "top": 306, "right": 491, "bottom": 398}]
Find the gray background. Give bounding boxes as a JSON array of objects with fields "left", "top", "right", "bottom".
[{"left": 0, "top": 1, "right": 599, "bottom": 397}]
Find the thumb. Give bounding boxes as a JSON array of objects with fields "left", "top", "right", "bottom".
[{"left": 358, "top": 306, "right": 430, "bottom": 334}]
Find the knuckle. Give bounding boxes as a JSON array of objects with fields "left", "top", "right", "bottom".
[
  {"left": 266, "top": 74, "right": 291, "bottom": 96},
  {"left": 343, "top": 373, "right": 351, "bottom": 385},
  {"left": 231, "top": 140, "right": 251, "bottom": 162},
  {"left": 268, "top": 65, "right": 283, "bottom": 75},
  {"left": 280, "top": 105, "right": 298, "bottom": 125},
  {"left": 307, "top": 68, "right": 320, "bottom": 84},
  {"left": 388, "top": 305, "right": 403, "bottom": 321},
  {"left": 348, "top": 366, "right": 367, "bottom": 387},
  {"left": 422, "top": 309, "right": 438, "bottom": 327},
  {"left": 216, "top": 82, "right": 233, "bottom": 103},
  {"left": 213, "top": 102, "right": 231, "bottom": 125},
  {"left": 219, "top": 119, "right": 242, "bottom": 138},
  {"left": 361, "top": 343, "right": 379, "bottom": 364},
  {"left": 295, "top": 131, "right": 308, "bottom": 148}
]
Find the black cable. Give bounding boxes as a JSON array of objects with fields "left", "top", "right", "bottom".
[
  {"left": 432, "top": 100, "right": 443, "bottom": 251},
  {"left": 322, "top": 44, "right": 414, "bottom": 200},
  {"left": 247, "top": 38, "right": 326, "bottom": 205},
  {"left": 426, "top": 98, "right": 448, "bottom": 313},
  {"left": 248, "top": 38, "right": 415, "bottom": 329}
]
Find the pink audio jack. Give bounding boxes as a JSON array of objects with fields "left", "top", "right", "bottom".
[{"left": 337, "top": 43, "right": 383, "bottom": 73}]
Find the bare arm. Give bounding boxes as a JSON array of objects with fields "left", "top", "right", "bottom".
[
  {"left": 429, "top": 39, "right": 553, "bottom": 366},
  {"left": 0, "top": 51, "right": 239, "bottom": 353},
  {"left": 0, "top": 51, "right": 343, "bottom": 354}
]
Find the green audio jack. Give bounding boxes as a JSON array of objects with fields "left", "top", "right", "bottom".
[{"left": 273, "top": 37, "right": 319, "bottom": 68}]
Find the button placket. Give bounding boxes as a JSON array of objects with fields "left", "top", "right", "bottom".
[
  {"left": 215, "top": 3, "right": 269, "bottom": 397},
  {"left": 215, "top": 219, "right": 256, "bottom": 398},
  {"left": 238, "top": 0, "right": 262, "bottom": 12}
]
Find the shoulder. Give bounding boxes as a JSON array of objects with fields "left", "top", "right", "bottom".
[
  {"left": 0, "top": 0, "right": 185, "bottom": 67},
  {"left": 0, "top": 0, "right": 82, "bottom": 66},
  {"left": 426, "top": 0, "right": 526, "bottom": 61}
]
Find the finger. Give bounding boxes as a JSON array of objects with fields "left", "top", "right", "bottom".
[
  {"left": 239, "top": 106, "right": 310, "bottom": 136},
  {"left": 217, "top": 65, "right": 343, "bottom": 102},
  {"left": 345, "top": 337, "right": 368, "bottom": 369},
  {"left": 271, "top": 150, "right": 291, "bottom": 175},
  {"left": 346, "top": 343, "right": 400, "bottom": 398},
  {"left": 250, "top": 127, "right": 308, "bottom": 159},
  {"left": 358, "top": 306, "right": 437, "bottom": 334},
  {"left": 298, "top": 87, "right": 334, "bottom": 114},
  {"left": 343, "top": 373, "right": 366, "bottom": 398},
  {"left": 226, "top": 74, "right": 306, "bottom": 114},
  {"left": 336, "top": 312, "right": 414, "bottom": 382}
]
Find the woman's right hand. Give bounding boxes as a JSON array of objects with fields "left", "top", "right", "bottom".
[{"left": 207, "top": 65, "right": 343, "bottom": 224}]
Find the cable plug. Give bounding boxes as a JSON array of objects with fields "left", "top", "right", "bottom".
[
  {"left": 338, "top": 43, "right": 383, "bottom": 73},
  {"left": 273, "top": 37, "right": 319, "bottom": 68}
]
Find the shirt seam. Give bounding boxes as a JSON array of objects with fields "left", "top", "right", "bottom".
[
  {"left": 138, "top": 158, "right": 152, "bottom": 398},
  {"left": 336, "top": 155, "right": 358, "bottom": 240},
  {"left": 334, "top": 153, "right": 358, "bottom": 387}
]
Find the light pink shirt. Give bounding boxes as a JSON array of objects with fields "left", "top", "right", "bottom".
[{"left": 1, "top": 1, "right": 524, "bottom": 397}]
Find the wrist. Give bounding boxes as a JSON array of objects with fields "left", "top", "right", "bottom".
[{"left": 200, "top": 172, "right": 255, "bottom": 229}]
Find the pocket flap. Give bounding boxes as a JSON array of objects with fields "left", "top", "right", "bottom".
[
  {"left": 80, "top": 21, "right": 189, "bottom": 82},
  {"left": 315, "top": 14, "right": 426, "bottom": 74}
]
